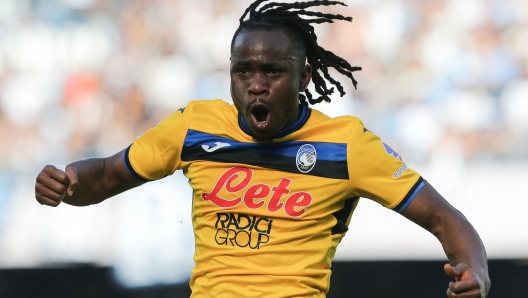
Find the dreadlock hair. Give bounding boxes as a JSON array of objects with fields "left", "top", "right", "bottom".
[{"left": 231, "top": 0, "right": 362, "bottom": 106}]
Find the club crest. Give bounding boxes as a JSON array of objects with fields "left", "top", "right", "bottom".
[{"left": 296, "top": 144, "right": 317, "bottom": 173}]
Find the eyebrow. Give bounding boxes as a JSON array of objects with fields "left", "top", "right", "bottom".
[{"left": 231, "top": 61, "right": 289, "bottom": 68}]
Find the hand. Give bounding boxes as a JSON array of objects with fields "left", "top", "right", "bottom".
[
  {"left": 35, "top": 165, "right": 78, "bottom": 207},
  {"left": 444, "top": 263, "right": 489, "bottom": 297}
]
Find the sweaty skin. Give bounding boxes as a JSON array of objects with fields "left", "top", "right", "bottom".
[{"left": 230, "top": 30, "right": 312, "bottom": 141}]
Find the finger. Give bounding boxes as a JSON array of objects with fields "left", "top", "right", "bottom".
[
  {"left": 448, "top": 279, "right": 480, "bottom": 294},
  {"left": 445, "top": 263, "right": 474, "bottom": 282},
  {"left": 65, "top": 166, "right": 78, "bottom": 197},
  {"left": 36, "top": 173, "right": 69, "bottom": 195},
  {"left": 36, "top": 193, "right": 61, "bottom": 207},
  {"left": 444, "top": 263, "right": 460, "bottom": 279},
  {"left": 42, "top": 165, "right": 70, "bottom": 185},
  {"left": 447, "top": 285, "right": 483, "bottom": 298},
  {"left": 54, "top": 164, "right": 67, "bottom": 172},
  {"left": 35, "top": 183, "right": 65, "bottom": 202},
  {"left": 35, "top": 190, "right": 62, "bottom": 207},
  {"left": 452, "top": 263, "right": 474, "bottom": 281}
]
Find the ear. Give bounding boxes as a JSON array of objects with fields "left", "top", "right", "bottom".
[{"left": 299, "top": 63, "right": 312, "bottom": 92}]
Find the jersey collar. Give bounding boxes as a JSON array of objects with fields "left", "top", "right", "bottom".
[{"left": 238, "top": 104, "right": 311, "bottom": 139}]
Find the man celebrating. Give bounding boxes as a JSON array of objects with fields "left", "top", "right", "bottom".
[{"left": 35, "top": 1, "right": 490, "bottom": 297}]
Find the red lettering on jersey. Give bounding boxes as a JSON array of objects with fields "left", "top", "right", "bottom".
[
  {"left": 204, "top": 167, "right": 312, "bottom": 217},
  {"left": 268, "top": 178, "right": 290, "bottom": 212},
  {"left": 285, "top": 192, "right": 312, "bottom": 217},
  {"left": 202, "top": 167, "right": 251, "bottom": 208},
  {"left": 244, "top": 184, "right": 270, "bottom": 209}
]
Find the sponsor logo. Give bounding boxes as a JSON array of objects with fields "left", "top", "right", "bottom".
[
  {"left": 382, "top": 142, "right": 403, "bottom": 161},
  {"left": 214, "top": 212, "right": 272, "bottom": 249},
  {"left": 202, "top": 167, "right": 312, "bottom": 217},
  {"left": 202, "top": 142, "right": 231, "bottom": 152},
  {"left": 382, "top": 142, "right": 408, "bottom": 178},
  {"left": 393, "top": 163, "right": 407, "bottom": 178},
  {"left": 296, "top": 144, "right": 316, "bottom": 173}
]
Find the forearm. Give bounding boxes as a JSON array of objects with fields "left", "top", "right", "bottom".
[
  {"left": 434, "top": 209, "right": 488, "bottom": 277},
  {"left": 62, "top": 149, "right": 143, "bottom": 206},
  {"left": 402, "top": 182, "right": 490, "bottom": 295},
  {"left": 62, "top": 158, "right": 110, "bottom": 206}
]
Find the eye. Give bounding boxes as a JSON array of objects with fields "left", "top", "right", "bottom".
[
  {"left": 237, "top": 69, "right": 248, "bottom": 75},
  {"left": 268, "top": 69, "right": 282, "bottom": 75}
]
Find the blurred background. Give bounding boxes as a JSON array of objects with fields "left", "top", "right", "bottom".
[{"left": 0, "top": 0, "right": 527, "bottom": 297}]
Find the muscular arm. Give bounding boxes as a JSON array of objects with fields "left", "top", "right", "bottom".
[
  {"left": 401, "top": 182, "right": 490, "bottom": 297},
  {"left": 36, "top": 149, "right": 145, "bottom": 207}
]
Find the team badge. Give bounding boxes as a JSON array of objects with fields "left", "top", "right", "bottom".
[{"left": 296, "top": 144, "right": 317, "bottom": 173}]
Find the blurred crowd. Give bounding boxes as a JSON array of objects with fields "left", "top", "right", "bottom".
[
  {"left": 319, "top": 0, "right": 528, "bottom": 165},
  {"left": 1, "top": 0, "right": 527, "bottom": 172},
  {"left": 0, "top": 0, "right": 527, "bottom": 284}
]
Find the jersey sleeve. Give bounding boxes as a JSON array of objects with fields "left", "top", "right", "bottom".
[
  {"left": 347, "top": 119, "right": 424, "bottom": 212},
  {"left": 124, "top": 103, "right": 194, "bottom": 181}
]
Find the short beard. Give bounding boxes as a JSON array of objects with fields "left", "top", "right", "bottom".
[{"left": 252, "top": 136, "right": 275, "bottom": 143}]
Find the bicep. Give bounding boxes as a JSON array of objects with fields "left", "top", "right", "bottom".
[{"left": 400, "top": 182, "right": 463, "bottom": 235}]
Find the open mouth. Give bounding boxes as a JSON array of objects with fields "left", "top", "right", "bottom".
[{"left": 251, "top": 105, "right": 269, "bottom": 123}]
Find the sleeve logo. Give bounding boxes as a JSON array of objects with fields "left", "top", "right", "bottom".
[
  {"left": 296, "top": 144, "right": 317, "bottom": 173},
  {"left": 382, "top": 142, "right": 403, "bottom": 161},
  {"left": 382, "top": 142, "right": 408, "bottom": 178}
]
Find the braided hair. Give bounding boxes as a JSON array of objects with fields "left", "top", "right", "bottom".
[{"left": 231, "top": 0, "right": 362, "bottom": 106}]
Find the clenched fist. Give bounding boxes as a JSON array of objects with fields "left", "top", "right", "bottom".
[
  {"left": 35, "top": 165, "right": 78, "bottom": 207},
  {"left": 444, "top": 263, "right": 489, "bottom": 297}
]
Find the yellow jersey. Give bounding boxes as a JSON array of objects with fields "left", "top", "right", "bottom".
[{"left": 125, "top": 99, "right": 424, "bottom": 297}]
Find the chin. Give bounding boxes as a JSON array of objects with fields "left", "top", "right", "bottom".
[
  {"left": 252, "top": 136, "right": 275, "bottom": 143},
  {"left": 250, "top": 129, "right": 276, "bottom": 143}
]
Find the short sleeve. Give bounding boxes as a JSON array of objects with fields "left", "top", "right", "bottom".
[
  {"left": 347, "top": 120, "right": 424, "bottom": 212},
  {"left": 124, "top": 103, "right": 193, "bottom": 181}
]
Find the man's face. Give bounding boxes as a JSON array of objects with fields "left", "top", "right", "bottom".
[{"left": 230, "top": 29, "right": 312, "bottom": 141}]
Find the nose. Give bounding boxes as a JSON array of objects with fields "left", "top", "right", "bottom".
[{"left": 247, "top": 73, "right": 268, "bottom": 96}]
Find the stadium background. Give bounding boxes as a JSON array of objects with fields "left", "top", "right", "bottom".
[{"left": 0, "top": 0, "right": 527, "bottom": 296}]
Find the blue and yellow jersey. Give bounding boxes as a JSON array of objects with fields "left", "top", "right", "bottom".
[{"left": 124, "top": 99, "right": 424, "bottom": 297}]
